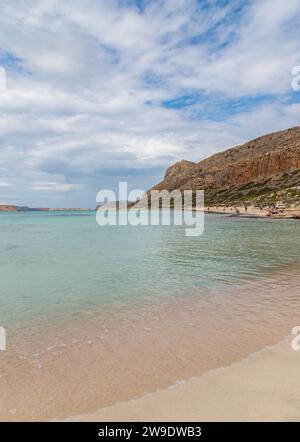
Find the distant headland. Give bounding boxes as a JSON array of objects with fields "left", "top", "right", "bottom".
[{"left": 0, "top": 206, "right": 92, "bottom": 212}]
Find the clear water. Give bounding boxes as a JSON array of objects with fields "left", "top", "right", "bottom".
[
  {"left": 1, "top": 210, "right": 300, "bottom": 420},
  {"left": 0, "top": 210, "right": 300, "bottom": 330}
]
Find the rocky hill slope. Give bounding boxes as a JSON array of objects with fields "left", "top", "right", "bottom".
[{"left": 151, "top": 127, "right": 300, "bottom": 207}]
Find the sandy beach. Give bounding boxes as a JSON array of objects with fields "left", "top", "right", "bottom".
[
  {"left": 1, "top": 213, "right": 300, "bottom": 421},
  {"left": 1, "top": 262, "right": 300, "bottom": 421},
  {"left": 204, "top": 205, "right": 300, "bottom": 218},
  {"left": 68, "top": 335, "right": 300, "bottom": 422}
]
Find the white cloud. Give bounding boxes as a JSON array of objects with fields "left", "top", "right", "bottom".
[
  {"left": 0, "top": 0, "right": 299, "bottom": 207},
  {"left": 0, "top": 181, "right": 11, "bottom": 187},
  {"left": 30, "top": 181, "right": 80, "bottom": 192}
]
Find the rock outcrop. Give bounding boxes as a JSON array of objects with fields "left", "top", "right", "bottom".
[{"left": 151, "top": 127, "right": 300, "bottom": 207}]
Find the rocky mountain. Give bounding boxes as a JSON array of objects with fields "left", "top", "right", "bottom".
[{"left": 151, "top": 126, "right": 300, "bottom": 207}]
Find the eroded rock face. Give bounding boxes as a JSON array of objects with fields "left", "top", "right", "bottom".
[
  {"left": 151, "top": 127, "right": 300, "bottom": 206},
  {"left": 161, "top": 160, "right": 198, "bottom": 191}
]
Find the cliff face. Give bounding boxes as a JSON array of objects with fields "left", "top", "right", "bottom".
[{"left": 152, "top": 127, "right": 300, "bottom": 207}]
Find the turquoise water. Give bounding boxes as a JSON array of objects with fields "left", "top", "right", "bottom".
[{"left": 0, "top": 211, "right": 300, "bottom": 329}]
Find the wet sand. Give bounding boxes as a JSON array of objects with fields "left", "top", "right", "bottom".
[
  {"left": 69, "top": 336, "right": 300, "bottom": 422},
  {"left": 1, "top": 269, "right": 300, "bottom": 421}
]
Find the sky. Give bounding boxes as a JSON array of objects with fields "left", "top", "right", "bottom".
[{"left": 0, "top": 0, "right": 300, "bottom": 208}]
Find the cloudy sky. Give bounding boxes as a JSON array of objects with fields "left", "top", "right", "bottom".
[{"left": 0, "top": 0, "right": 300, "bottom": 207}]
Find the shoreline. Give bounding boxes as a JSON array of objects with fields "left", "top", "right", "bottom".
[
  {"left": 1, "top": 266, "right": 300, "bottom": 421},
  {"left": 203, "top": 205, "right": 300, "bottom": 219},
  {"left": 67, "top": 335, "right": 300, "bottom": 422}
]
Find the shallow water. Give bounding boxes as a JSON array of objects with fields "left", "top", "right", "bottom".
[
  {"left": 0, "top": 211, "right": 300, "bottom": 420},
  {"left": 0, "top": 210, "right": 299, "bottom": 328}
]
